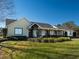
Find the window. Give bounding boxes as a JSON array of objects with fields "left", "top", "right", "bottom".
[{"left": 14, "top": 28, "right": 23, "bottom": 35}]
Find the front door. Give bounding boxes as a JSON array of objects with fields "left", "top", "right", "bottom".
[
  {"left": 73, "top": 32, "right": 76, "bottom": 37},
  {"left": 64, "top": 32, "right": 67, "bottom": 37}
]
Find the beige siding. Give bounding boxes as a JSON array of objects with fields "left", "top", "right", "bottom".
[{"left": 7, "top": 19, "right": 30, "bottom": 37}]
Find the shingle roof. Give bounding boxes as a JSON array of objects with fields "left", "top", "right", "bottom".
[
  {"left": 31, "top": 22, "right": 53, "bottom": 29},
  {"left": 6, "top": 19, "right": 16, "bottom": 25}
]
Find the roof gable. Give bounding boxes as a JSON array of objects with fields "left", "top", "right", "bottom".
[
  {"left": 6, "top": 18, "right": 30, "bottom": 26},
  {"left": 30, "top": 22, "right": 53, "bottom": 29}
]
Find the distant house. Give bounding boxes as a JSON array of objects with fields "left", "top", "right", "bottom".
[{"left": 6, "top": 18, "right": 77, "bottom": 38}]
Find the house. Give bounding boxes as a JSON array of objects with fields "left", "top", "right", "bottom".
[
  {"left": 6, "top": 18, "right": 66, "bottom": 38},
  {"left": 6, "top": 17, "right": 78, "bottom": 38}
]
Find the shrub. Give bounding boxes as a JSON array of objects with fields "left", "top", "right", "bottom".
[{"left": 29, "top": 37, "right": 71, "bottom": 43}]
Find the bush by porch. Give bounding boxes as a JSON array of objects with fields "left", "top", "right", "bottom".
[{"left": 28, "top": 37, "right": 71, "bottom": 43}]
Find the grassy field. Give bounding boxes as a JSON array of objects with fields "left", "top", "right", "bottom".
[{"left": 0, "top": 39, "right": 79, "bottom": 59}]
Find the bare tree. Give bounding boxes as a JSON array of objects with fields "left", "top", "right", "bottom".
[
  {"left": 0, "top": 0, "right": 15, "bottom": 22},
  {"left": 62, "top": 21, "right": 77, "bottom": 29}
]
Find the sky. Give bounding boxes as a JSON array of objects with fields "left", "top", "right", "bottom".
[{"left": 1, "top": 0, "right": 79, "bottom": 27}]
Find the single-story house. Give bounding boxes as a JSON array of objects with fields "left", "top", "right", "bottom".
[{"left": 6, "top": 18, "right": 77, "bottom": 38}]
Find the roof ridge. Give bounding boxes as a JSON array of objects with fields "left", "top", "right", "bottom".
[{"left": 31, "top": 21, "right": 52, "bottom": 25}]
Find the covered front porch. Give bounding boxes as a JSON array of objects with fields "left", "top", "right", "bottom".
[
  {"left": 28, "top": 24, "right": 64, "bottom": 38},
  {"left": 29, "top": 24, "right": 51, "bottom": 38},
  {"left": 52, "top": 29, "right": 64, "bottom": 37}
]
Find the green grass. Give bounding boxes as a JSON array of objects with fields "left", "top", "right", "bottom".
[
  {"left": 0, "top": 39, "right": 79, "bottom": 59},
  {"left": 0, "top": 35, "right": 3, "bottom": 38}
]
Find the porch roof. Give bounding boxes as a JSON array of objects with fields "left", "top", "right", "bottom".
[
  {"left": 31, "top": 22, "right": 53, "bottom": 28},
  {"left": 29, "top": 22, "right": 64, "bottom": 31}
]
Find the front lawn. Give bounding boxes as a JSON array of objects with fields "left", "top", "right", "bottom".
[
  {"left": 0, "top": 38, "right": 79, "bottom": 59},
  {"left": 0, "top": 35, "right": 3, "bottom": 38}
]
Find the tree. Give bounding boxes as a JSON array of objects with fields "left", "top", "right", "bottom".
[
  {"left": 2, "top": 28, "right": 7, "bottom": 38},
  {"left": 0, "top": 0, "right": 15, "bottom": 22},
  {"left": 62, "top": 21, "right": 77, "bottom": 29}
]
